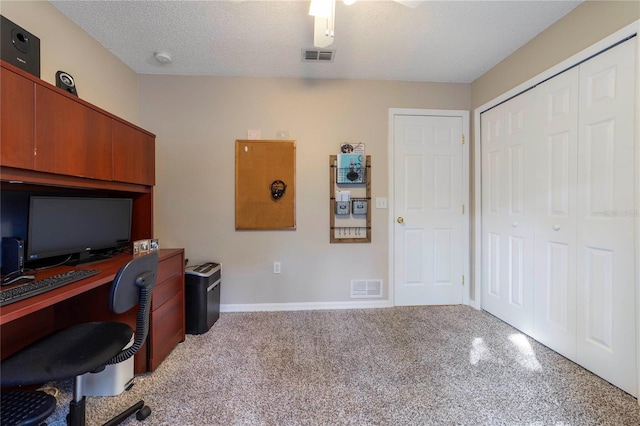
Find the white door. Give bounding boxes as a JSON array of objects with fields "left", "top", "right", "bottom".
[
  {"left": 480, "top": 37, "right": 637, "bottom": 396},
  {"left": 533, "top": 66, "right": 580, "bottom": 361},
  {"left": 393, "top": 114, "right": 464, "bottom": 306},
  {"left": 480, "top": 90, "right": 536, "bottom": 336},
  {"left": 575, "top": 39, "right": 636, "bottom": 396}
]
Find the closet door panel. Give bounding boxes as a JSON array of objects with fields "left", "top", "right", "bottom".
[
  {"left": 481, "top": 104, "right": 505, "bottom": 315},
  {"left": 503, "top": 92, "right": 536, "bottom": 335},
  {"left": 576, "top": 38, "right": 636, "bottom": 396},
  {"left": 481, "top": 90, "right": 536, "bottom": 335},
  {"left": 533, "top": 67, "right": 579, "bottom": 361}
]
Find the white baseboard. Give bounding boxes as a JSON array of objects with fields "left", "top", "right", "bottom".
[{"left": 220, "top": 299, "right": 393, "bottom": 313}]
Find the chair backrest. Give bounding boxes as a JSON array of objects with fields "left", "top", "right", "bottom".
[{"left": 107, "top": 251, "right": 158, "bottom": 364}]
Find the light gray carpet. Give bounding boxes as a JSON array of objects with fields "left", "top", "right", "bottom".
[{"left": 42, "top": 305, "right": 640, "bottom": 425}]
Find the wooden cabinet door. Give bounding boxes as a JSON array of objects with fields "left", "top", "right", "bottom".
[
  {"left": 1, "top": 67, "right": 35, "bottom": 169},
  {"left": 34, "top": 85, "right": 113, "bottom": 180},
  {"left": 112, "top": 120, "right": 155, "bottom": 185}
]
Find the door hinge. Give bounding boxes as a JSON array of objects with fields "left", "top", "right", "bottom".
[
  {"left": 462, "top": 275, "right": 465, "bottom": 286},
  {"left": 462, "top": 204, "right": 465, "bottom": 215},
  {"left": 462, "top": 134, "right": 465, "bottom": 145}
]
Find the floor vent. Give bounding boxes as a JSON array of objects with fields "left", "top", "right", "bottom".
[
  {"left": 302, "top": 49, "right": 335, "bottom": 62},
  {"left": 350, "top": 279, "right": 383, "bottom": 298}
]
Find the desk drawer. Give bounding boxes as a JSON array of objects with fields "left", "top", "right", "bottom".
[
  {"left": 149, "top": 292, "right": 184, "bottom": 371},
  {"left": 152, "top": 273, "right": 183, "bottom": 310},
  {"left": 157, "top": 252, "right": 183, "bottom": 283}
]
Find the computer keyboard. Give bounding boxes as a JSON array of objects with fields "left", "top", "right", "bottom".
[{"left": 0, "top": 269, "right": 100, "bottom": 307}]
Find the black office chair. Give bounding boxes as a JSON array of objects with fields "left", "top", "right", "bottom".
[{"left": 0, "top": 251, "right": 159, "bottom": 426}]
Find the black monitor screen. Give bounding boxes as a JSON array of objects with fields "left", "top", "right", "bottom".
[{"left": 27, "top": 196, "right": 132, "bottom": 262}]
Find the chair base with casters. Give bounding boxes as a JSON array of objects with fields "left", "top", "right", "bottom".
[
  {"left": 0, "top": 390, "right": 56, "bottom": 426},
  {"left": 0, "top": 252, "right": 158, "bottom": 426}
]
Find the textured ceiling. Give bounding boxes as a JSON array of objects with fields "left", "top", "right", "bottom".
[{"left": 49, "top": 0, "right": 582, "bottom": 83}]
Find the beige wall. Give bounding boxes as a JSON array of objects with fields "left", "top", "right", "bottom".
[
  {"left": 140, "top": 1, "right": 638, "bottom": 307},
  {"left": 8, "top": 0, "right": 637, "bottom": 307},
  {"left": 467, "top": 1, "right": 639, "bottom": 303},
  {"left": 139, "top": 76, "right": 470, "bottom": 305},
  {"left": 471, "top": 1, "right": 640, "bottom": 109},
  {"left": 0, "top": 1, "right": 139, "bottom": 123}
]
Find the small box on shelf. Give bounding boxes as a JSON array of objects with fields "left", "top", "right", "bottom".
[
  {"left": 335, "top": 201, "right": 350, "bottom": 215},
  {"left": 351, "top": 199, "right": 368, "bottom": 215}
]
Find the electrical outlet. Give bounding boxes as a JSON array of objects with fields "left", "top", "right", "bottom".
[{"left": 273, "top": 262, "right": 281, "bottom": 274}]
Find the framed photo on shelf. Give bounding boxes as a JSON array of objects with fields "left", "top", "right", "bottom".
[{"left": 134, "top": 239, "right": 151, "bottom": 254}]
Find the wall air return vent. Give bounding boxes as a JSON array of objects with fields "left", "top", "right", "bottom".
[
  {"left": 302, "top": 49, "right": 335, "bottom": 62},
  {"left": 350, "top": 279, "right": 383, "bottom": 298}
]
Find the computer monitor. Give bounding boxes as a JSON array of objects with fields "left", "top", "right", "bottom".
[{"left": 27, "top": 196, "right": 132, "bottom": 266}]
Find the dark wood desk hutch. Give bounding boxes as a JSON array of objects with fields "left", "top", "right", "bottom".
[{"left": 0, "top": 60, "right": 185, "bottom": 373}]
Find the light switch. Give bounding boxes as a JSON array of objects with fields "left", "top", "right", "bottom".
[{"left": 376, "top": 197, "right": 387, "bottom": 209}]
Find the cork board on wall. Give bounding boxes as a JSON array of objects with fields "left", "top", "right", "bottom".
[{"left": 235, "top": 140, "right": 296, "bottom": 230}]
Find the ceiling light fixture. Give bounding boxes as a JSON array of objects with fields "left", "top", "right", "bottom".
[
  {"left": 309, "top": 0, "right": 332, "bottom": 18},
  {"left": 154, "top": 51, "right": 173, "bottom": 64},
  {"left": 308, "top": 0, "right": 422, "bottom": 48},
  {"left": 309, "top": 0, "right": 335, "bottom": 48}
]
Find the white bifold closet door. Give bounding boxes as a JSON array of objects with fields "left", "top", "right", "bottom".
[
  {"left": 481, "top": 89, "right": 536, "bottom": 337},
  {"left": 482, "top": 37, "right": 637, "bottom": 396},
  {"left": 532, "top": 66, "right": 580, "bottom": 362},
  {"left": 574, "top": 39, "right": 635, "bottom": 394}
]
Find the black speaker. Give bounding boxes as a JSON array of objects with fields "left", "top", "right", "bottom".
[
  {"left": 56, "top": 71, "right": 78, "bottom": 96},
  {"left": 1, "top": 237, "right": 24, "bottom": 277},
  {"left": 0, "top": 15, "right": 40, "bottom": 77}
]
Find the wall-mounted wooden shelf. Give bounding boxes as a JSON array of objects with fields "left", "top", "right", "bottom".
[{"left": 329, "top": 154, "right": 371, "bottom": 243}]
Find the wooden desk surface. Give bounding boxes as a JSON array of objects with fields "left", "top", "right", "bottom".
[
  {"left": 0, "top": 249, "right": 178, "bottom": 326},
  {"left": 1, "top": 248, "right": 185, "bottom": 372}
]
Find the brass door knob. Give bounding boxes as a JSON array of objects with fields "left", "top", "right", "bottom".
[{"left": 397, "top": 217, "right": 404, "bottom": 224}]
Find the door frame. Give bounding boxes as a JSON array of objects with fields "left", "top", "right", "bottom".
[
  {"left": 388, "top": 108, "right": 471, "bottom": 307},
  {"left": 473, "top": 20, "right": 640, "bottom": 397}
]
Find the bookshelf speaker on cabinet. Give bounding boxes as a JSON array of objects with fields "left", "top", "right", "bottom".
[{"left": 0, "top": 15, "right": 40, "bottom": 78}]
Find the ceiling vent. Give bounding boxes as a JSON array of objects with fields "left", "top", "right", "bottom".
[{"left": 302, "top": 49, "right": 335, "bottom": 63}]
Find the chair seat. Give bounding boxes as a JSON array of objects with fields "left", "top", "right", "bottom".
[
  {"left": 1, "top": 322, "right": 132, "bottom": 387},
  {"left": 0, "top": 390, "right": 57, "bottom": 426}
]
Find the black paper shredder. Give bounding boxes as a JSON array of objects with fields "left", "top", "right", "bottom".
[{"left": 184, "top": 262, "right": 221, "bottom": 334}]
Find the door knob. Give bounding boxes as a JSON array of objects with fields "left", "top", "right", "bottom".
[
  {"left": 397, "top": 217, "right": 404, "bottom": 224},
  {"left": 553, "top": 225, "right": 560, "bottom": 231}
]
